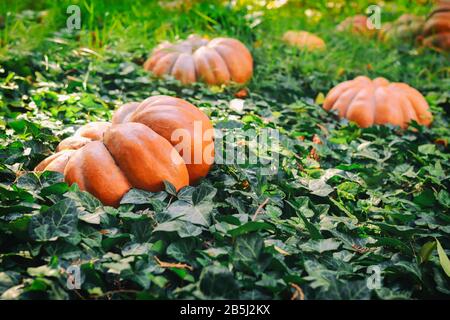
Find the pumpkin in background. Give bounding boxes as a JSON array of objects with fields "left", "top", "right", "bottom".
[
  {"left": 379, "top": 14, "right": 425, "bottom": 43},
  {"left": 144, "top": 34, "right": 253, "bottom": 85},
  {"left": 323, "top": 76, "right": 433, "bottom": 129},
  {"left": 336, "top": 15, "right": 376, "bottom": 37},
  {"left": 282, "top": 31, "right": 326, "bottom": 51},
  {"left": 421, "top": 0, "right": 450, "bottom": 52},
  {"left": 35, "top": 96, "right": 214, "bottom": 207}
]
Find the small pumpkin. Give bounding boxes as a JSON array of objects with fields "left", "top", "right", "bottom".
[
  {"left": 379, "top": 14, "right": 425, "bottom": 43},
  {"left": 421, "top": 0, "right": 450, "bottom": 52},
  {"left": 144, "top": 34, "right": 253, "bottom": 85},
  {"left": 282, "top": 31, "right": 326, "bottom": 51},
  {"left": 336, "top": 15, "right": 376, "bottom": 37},
  {"left": 323, "top": 76, "right": 433, "bottom": 129},
  {"left": 35, "top": 96, "right": 214, "bottom": 207}
]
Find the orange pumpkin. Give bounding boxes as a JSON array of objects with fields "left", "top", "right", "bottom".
[
  {"left": 282, "top": 31, "right": 326, "bottom": 51},
  {"left": 323, "top": 76, "right": 433, "bottom": 129},
  {"left": 144, "top": 35, "right": 253, "bottom": 85},
  {"left": 35, "top": 96, "right": 214, "bottom": 207},
  {"left": 379, "top": 14, "right": 425, "bottom": 43},
  {"left": 421, "top": 0, "right": 450, "bottom": 52},
  {"left": 336, "top": 15, "right": 376, "bottom": 37}
]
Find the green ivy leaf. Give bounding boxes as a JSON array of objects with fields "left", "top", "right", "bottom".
[
  {"left": 228, "top": 221, "right": 275, "bottom": 237},
  {"left": 29, "top": 198, "right": 79, "bottom": 242},
  {"left": 199, "top": 265, "right": 238, "bottom": 299}
]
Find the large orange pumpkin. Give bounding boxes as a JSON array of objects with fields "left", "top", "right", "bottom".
[
  {"left": 323, "top": 76, "right": 433, "bottom": 129},
  {"left": 143, "top": 34, "right": 253, "bottom": 85},
  {"left": 421, "top": 0, "right": 450, "bottom": 52},
  {"left": 282, "top": 31, "right": 326, "bottom": 51},
  {"left": 35, "top": 96, "right": 214, "bottom": 207},
  {"left": 336, "top": 15, "right": 376, "bottom": 37}
]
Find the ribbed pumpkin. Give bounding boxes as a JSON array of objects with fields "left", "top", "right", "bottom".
[
  {"left": 336, "top": 15, "right": 376, "bottom": 36},
  {"left": 282, "top": 31, "right": 326, "bottom": 51},
  {"left": 421, "top": 0, "right": 450, "bottom": 52},
  {"left": 379, "top": 14, "right": 425, "bottom": 43},
  {"left": 143, "top": 34, "right": 253, "bottom": 85},
  {"left": 35, "top": 96, "right": 214, "bottom": 207},
  {"left": 323, "top": 76, "right": 433, "bottom": 129}
]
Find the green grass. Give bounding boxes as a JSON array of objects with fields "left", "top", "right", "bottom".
[{"left": 0, "top": 0, "right": 449, "bottom": 300}]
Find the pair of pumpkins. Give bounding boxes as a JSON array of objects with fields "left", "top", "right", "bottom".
[
  {"left": 421, "top": 0, "right": 450, "bottom": 52},
  {"left": 323, "top": 76, "right": 433, "bottom": 129},
  {"left": 338, "top": 14, "right": 425, "bottom": 42},
  {"left": 144, "top": 34, "right": 253, "bottom": 85},
  {"left": 338, "top": 1, "right": 450, "bottom": 52},
  {"left": 379, "top": 14, "right": 425, "bottom": 43},
  {"left": 35, "top": 96, "right": 214, "bottom": 207}
]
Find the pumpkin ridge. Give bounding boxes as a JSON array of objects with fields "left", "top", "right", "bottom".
[
  {"left": 35, "top": 150, "right": 75, "bottom": 174},
  {"left": 344, "top": 86, "right": 375, "bottom": 128},
  {"left": 83, "top": 142, "right": 130, "bottom": 195},
  {"left": 405, "top": 94, "right": 426, "bottom": 125},
  {"left": 144, "top": 97, "right": 212, "bottom": 126},
  {"left": 131, "top": 103, "right": 210, "bottom": 133},
  {"left": 153, "top": 52, "right": 180, "bottom": 76},
  {"left": 323, "top": 80, "right": 354, "bottom": 110},
  {"left": 370, "top": 86, "right": 377, "bottom": 126},
  {"left": 192, "top": 47, "right": 215, "bottom": 84},
  {"left": 373, "top": 86, "right": 388, "bottom": 125},
  {"left": 401, "top": 86, "right": 432, "bottom": 126},
  {"left": 170, "top": 53, "right": 196, "bottom": 84},
  {"left": 168, "top": 53, "right": 184, "bottom": 77},
  {"left": 111, "top": 102, "right": 140, "bottom": 124},
  {"left": 65, "top": 141, "right": 132, "bottom": 207},
  {"left": 384, "top": 86, "right": 406, "bottom": 128},
  {"left": 208, "top": 40, "right": 252, "bottom": 83},
  {"left": 209, "top": 46, "right": 233, "bottom": 83},
  {"left": 204, "top": 47, "right": 230, "bottom": 84},
  {"left": 210, "top": 38, "right": 253, "bottom": 61},
  {"left": 103, "top": 123, "right": 189, "bottom": 191},
  {"left": 343, "top": 86, "right": 366, "bottom": 118},
  {"left": 331, "top": 85, "right": 362, "bottom": 117},
  {"left": 396, "top": 91, "right": 418, "bottom": 127},
  {"left": 329, "top": 84, "right": 357, "bottom": 110}
]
